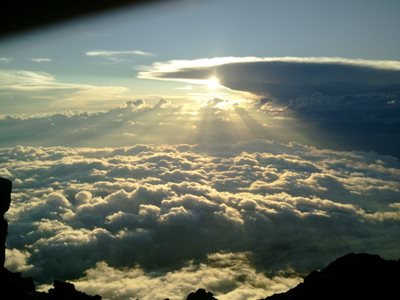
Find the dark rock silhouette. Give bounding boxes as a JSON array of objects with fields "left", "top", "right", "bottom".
[
  {"left": 186, "top": 288, "right": 217, "bottom": 300},
  {"left": 0, "top": 178, "right": 12, "bottom": 270},
  {"left": 0, "top": 268, "right": 38, "bottom": 300},
  {"left": 0, "top": 177, "right": 101, "bottom": 300},
  {"left": 263, "top": 252, "right": 400, "bottom": 300},
  {"left": 47, "top": 280, "right": 101, "bottom": 300}
]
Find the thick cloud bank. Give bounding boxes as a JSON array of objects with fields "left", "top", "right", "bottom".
[
  {"left": 139, "top": 57, "right": 400, "bottom": 102},
  {"left": 2, "top": 140, "right": 400, "bottom": 298},
  {"left": 140, "top": 57, "right": 400, "bottom": 157}
]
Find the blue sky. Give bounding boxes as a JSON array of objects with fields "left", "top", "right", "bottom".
[{"left": 1, "top": 0, "right": 400, "bottom": 114}]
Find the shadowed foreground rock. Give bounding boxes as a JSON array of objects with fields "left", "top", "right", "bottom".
[
  {"left": 46, "top": 280, "right": 101, "bottom": 300},
  {"left": 0, "top": 270, "right": 101, "bottom": 299},
  {"left": 0, "top": 178, "right": 11, "bottom": 270},
  {"left": 263, "top": 253, "right": 400, "bottom": 300},
  {"left": 186, "top": 288, "right": 217, "bottom": 300}
]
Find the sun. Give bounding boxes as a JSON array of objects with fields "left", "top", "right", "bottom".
[{"left": 205, "top": 76, "right": 220, "bottom": 90}]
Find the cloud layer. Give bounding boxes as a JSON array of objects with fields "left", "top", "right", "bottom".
[{"left": 2, "top": 140, "right": 400, "bottom": 298}]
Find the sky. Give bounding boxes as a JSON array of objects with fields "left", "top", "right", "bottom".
[
  {"left": 1, "top": 0, "right": 400, "bottom": 113},
  {"left": 1, "top": 0, "right": 400, "bottom": 299}
]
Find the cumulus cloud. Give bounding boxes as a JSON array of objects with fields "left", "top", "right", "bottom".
[
  {"left": 5, "top": 248, "right": 33, "bottom": 273},
  {"left": 2, "top": 140, "right": 399, "bottom": 293}
]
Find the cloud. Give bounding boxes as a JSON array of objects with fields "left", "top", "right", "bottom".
[
  {"left": 139, "top": 56, "right": 400, "bottom": 102},
  {"left": 1, "top": 81, "right": 399, "bottom": 297},
  {"left": 1, "top": 96, "right": 399, "bottom": 158},
  {"left": 176, "top": 84, "right": 193, "bottom": 90},
  {"left": 5, "top": 248, "right": 33, "bottom": 273},
  {"left": 87, "top": 50, "right": 154, "bottom": 57},
  {"left": 0, "top": 70, "right": 129, "bottom": 112},
  {"left": 2, "top": 140, "right": 399, "bottom": 290},
  {"left": 28, "top": 58, "right": 53, "bottom": 63},
  {"left": 0, "top": 57, "right": 13, "bottom": 63},
  {"left": 0, "top": 99, "right": 194, "bottom": 147},
  {"left": 86, "top": 50, "right": 154, "bottom": 63},
  {"left": 139, "top": 57, "right": 400, "bottom": 157},
  {"left": 68, "top": 252, "right": 302, "bottom": 300},
  {"left": 0, "top": 70, "right": 126, "bottom": 93}
]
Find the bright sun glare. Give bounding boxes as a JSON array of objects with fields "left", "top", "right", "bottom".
[{"left": 206, "top": 76, "right": 220, "bottom": 90}]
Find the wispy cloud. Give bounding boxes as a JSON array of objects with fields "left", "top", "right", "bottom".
[
  {"left": 86, "top": 50, "right": 154, "bottom": 62},
  {"left": 0, "top": 70, "right": 123, "bottom": 92},
  {"left": 0, "top": 57, "right": 13, "bottom": 63},
  {"left": 175, "top": 84, "right": 193, "bottom": 90},
  {"left": 28, "top": 58, "right": 53, "bottom": 63},
  {"left": 87, "top": 50, "right": 154, "bottom": 57},
  {"left": 0, "top": 70, "right": 129, "bottom": 108}
]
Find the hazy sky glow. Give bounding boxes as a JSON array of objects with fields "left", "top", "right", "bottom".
[{"left": 1, "top": 0, "right": 400, "bottom": 299}]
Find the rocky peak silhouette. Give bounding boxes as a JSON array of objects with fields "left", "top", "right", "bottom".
[
  {"left": 0, "top": 177, "right": 11, "bottom": 271},
  {"left": 186, "top": 288, "right": 217, "bottom": 300},
  {"left": 263, "top": 252, "right": 400, "bottom": 300}
]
